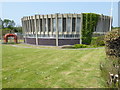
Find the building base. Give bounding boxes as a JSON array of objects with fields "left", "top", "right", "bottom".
[{"left": 24, "top": 38, "right": 80, "bottom": 46}]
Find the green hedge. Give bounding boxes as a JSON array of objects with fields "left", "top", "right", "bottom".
[
  {"left": 73, "top": 44, "right": 88, "bottom": 48},
  {"left": 101, "top": 29, "right": 120, "bottom": 88},
  {"left": 82, "top": 13, "right": 100, "bottom": 44}
]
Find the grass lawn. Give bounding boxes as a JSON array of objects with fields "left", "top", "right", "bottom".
[{"left": 2, "top": 44, "right": 106, "bottom": 88}]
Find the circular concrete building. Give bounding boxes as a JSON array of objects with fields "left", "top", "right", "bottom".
[{"left": 21, "top": 13, "right": 110, "bottom": 46}]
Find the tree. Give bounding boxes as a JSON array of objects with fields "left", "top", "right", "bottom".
[
  {"left": 0, "top": 18, "right": 2, "bottom": 29},
  {"left": 13, "top": 26, "right": 22, "bottom": 33},
  {"left": 2, "top": 19, "right": 15, "bottom": 29}
]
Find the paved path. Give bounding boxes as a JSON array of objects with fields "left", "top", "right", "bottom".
[{"left": 10, "top": 44, "right": 104, "bottom": 50}]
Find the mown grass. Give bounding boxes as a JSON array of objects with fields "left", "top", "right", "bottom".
[
  {"left": 2, "top": 45, "right": 106, "bottom": 88},
  {"left": 17, "top": 43, "right": 60, "bottom": 49}
]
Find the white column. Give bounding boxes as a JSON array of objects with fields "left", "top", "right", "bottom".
[
  {"left": 61, "top": 14, "right": 63, "bottom": 34},
  {"left": 66, "top": 14, "right": 68, "bottom": 33},
  {"left": 70, "top": 15, "right": 73, "bottom": 32},
  {"left": 56, "top": 14, "right": 58, "bottom": 46},
  {"left": 28, "top": 17, "right": 31, "bottom": 34},
  {"left": 30, "top": 17, "right": 33, "bottom": 34},
  {"left": 46, "top": 15, "right": 48, "bottom": 35},
  {"left": 51, "top": 15, "right": 53, "bottom": 35},
  {"left": 31, "top": 16, "right": 34, "bottom": 35},
  {"left": 109, "top": 1, "right": 113, "bottom": 31},
  {"left": 25, "top": 19, "right": 28, "bottom": 34},
  {"left": 27, "top": 17, "right": 29, "bottom": 35},
  {"left": 21, "top": 18, "right": 26, "bottom": 43},
  {"left": 109, "top": 16, "right": 112, "bottom": 31},
  {"left": 39, "top": 15, "right": 41, "bottom": 35},
  {"left": 24, "top": 20, "right": 27, "bottom": 43},
  {"left": 34, "top": 15, "right": 38, "bottom": 45},
  {"left": 80, "top": 13, "right": 83, "bottom": 44},
  {"left": 38, "top": 15, "right": 41, "bottom": 35},
  {"left": 42, "top": 15, "right": 45, "bottom": 36},
  {"left": 75, "top": 15, "right": 77, "bottom": 33},
  {"left": 100, "top": 14, "right": 103, "bottom": 33}
]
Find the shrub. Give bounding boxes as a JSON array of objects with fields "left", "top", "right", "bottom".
[
  {"left": 91, "top": 35, "right": 105, "bottom": 46},
  {"left": 101, "top": 29, "right": 120, "bottom": 88},
  {"left": 100, "top": 58, "right": 119, "bottom": 88},
  {"left": 105, "top": 29, "right": 120, "bottom": 59},
  {"left": 73, "top": 44, "right": 88, "bottom": 48}
]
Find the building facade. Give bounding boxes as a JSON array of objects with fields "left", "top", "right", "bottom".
[{"left": 21, "top": 13, "right": 111, "bottom": 46}]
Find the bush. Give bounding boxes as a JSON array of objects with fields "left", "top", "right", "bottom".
[
  {"left": 100, "top": 58, "right": 119, "bottom": 88},
  {"left": 73, "top": 44, "right": 88, "bottom": 48},
  {"left": 105, "top": 29, "right": 120, "bottom": 59},
  {"left": 91, "top": 35, "right": 105, "bottom": 46},
  {"left": 101, "top": 29, "right": 120, "bottom": 88}
]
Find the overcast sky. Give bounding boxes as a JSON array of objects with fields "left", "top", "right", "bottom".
[{"left": 1, "top": 2, "right": 119, "bottom": 27}]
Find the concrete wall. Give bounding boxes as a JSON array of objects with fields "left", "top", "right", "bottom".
[
  {"left": 58, "top": 39, "right": 80, "bottom": 46},
  {"left": 26, "top": 38, "right": 36, "bottom": 44},
  {"left": 95, "top": 15, "right": 110, "bottom": 33},
  {"left": 38, "top": 38, "right": 56, "bottom": 46},
  {"left": 25, "top": 38, "right": 80, "bottom": 46}
]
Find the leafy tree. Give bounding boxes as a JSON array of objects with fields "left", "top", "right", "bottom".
[
  {"left": 13, "top": 26, "right": 22, "bottom": 33},
  {"left": 0, "top": 18, "right": 2, "bottom": 29},
  {"left": 2, "top": 19, "right": 15, "bottom": 29}
]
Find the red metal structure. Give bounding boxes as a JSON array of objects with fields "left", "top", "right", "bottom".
[{"left": 4, "top": 33, "right": 17, "bottom": 43}]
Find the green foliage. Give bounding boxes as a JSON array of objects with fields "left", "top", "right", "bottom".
[
  {"left": 2, "top": 28, "right": 11, "bottom": 30},
  {"left": 1, "top": 28, "right": 13, "bottom": 36},
  {"left": 0, "top": 18, "right": 2, "bottom": 29},
  {"left": 73, "top": 44, "right": 88, "bottom": 48},
  {"left": 1, "top": 27, "right": 22, "bottom": 36},
  {"left": 91, "top": 35, "right": 105, "bottom": 46},
  {"left": 100, "top": 58, "right": 119, "bottom": 88},
  {"left": 112, "top": 27, "right": 120, "bottom": 29},
  {"left": 102, "top": 29, "right": 120, "bottom": 88},
  {"left": 13, "top": 26, "right": 22, "bottom": 33},
  {"left": 2, "top": 19, "right": 15, "bottom": 29},
  {"left": 0, "top": 19, "right": 22, "bottom": 36},
  {"left": 61, "top": 44, "right": 103, "bottom": 49},
  {"left": 82, "top": 13, "right": 100, "bottom": 44}
]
